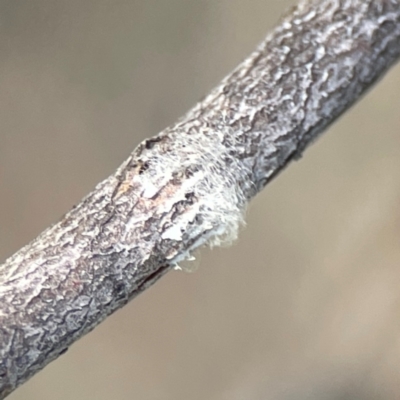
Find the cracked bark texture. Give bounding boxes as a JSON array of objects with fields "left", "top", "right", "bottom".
[{"left": 1, "top": 0, "right": 400, "bottom": 397}]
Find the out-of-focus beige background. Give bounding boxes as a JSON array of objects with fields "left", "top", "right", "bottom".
[{"left": 1, "top": 1, "right": 400, "bottom": 399}]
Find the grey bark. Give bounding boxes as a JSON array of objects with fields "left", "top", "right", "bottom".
[{"left": 1, "top": 0, "right": 400, "bottom": 397}]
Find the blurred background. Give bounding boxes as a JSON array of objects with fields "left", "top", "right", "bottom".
[{"left": 1, "top": 0, "right": 400, "bottom": 399}]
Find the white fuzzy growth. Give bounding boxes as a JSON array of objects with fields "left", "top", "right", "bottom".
[
  {"left": 135, "top": 122, "right": 252, "bottom": 270},
  {"left": 174, "top": 253, "right": 201, "bottom": 273},
  {"left": 162, "top": 225, "right": 183, "bottom": 241}
]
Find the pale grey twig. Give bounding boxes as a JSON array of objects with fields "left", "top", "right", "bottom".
[{"left": 1, "top": 0, "right": 400, "bottom": 397}]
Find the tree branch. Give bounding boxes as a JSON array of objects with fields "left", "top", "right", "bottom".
[{"left": 1, "top": 0, "right": 400, "bottom": 397}]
